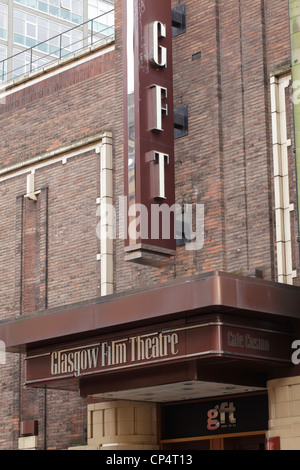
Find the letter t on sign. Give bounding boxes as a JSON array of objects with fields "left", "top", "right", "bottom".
[
  {"left": 146, "top": 151, "right": 169, "bottom": 199},
  {"left": 156, "top": 151, "right": 169, "bottom": 199}
]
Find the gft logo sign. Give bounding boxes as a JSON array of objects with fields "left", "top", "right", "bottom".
[{"left": 207, "top": 402, "right": 236, "bottom": 431}]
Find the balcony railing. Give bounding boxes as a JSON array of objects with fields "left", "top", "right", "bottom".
[{"left": 0, "top": 9, "right": 114, "bottom": 85}]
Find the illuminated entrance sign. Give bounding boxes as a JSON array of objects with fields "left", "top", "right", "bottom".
[{"left": 123, "top": 0, "right": 175, "bottom": 264}]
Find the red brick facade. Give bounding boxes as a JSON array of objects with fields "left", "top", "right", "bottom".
[{"left": 0, "top": 0, "right": 298, "bottom": 449}]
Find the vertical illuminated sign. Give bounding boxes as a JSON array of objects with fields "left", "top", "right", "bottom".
[{"left": 123, "top": 0, "right": 176, "bottom": 264}]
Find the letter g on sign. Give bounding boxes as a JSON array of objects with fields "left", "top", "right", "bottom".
[
  {"left": 150, "top": 21, "right": 167, "bottom": 69},
  {"left": 207, "top": 408, "right": 220, "bottom": 431}
]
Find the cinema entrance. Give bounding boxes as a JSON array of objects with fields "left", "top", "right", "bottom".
[
  {"left": 159, "top": 392, "right": 269, "bottom": 450},
  {"left": 1, "top": 272, "right": 300, "bottom": 450}
]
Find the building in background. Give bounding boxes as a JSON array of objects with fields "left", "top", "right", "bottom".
[
  {"left": 0, "top": 0, "right": 114, "bottom": 81},
  {"left": 0, "top": 0, "right": 300, "bottom": 451}
]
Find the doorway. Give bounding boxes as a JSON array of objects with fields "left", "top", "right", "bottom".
[
  {"left": 224, "top": 434, "right": 266, "bottom": 450},
  {"left": 160, "top": 432, "right": 266, "bottom": 450}
]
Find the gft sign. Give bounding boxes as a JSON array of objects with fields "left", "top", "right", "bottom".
[{"left": 123, "top": 0, "right": 175, "bottom": 263}]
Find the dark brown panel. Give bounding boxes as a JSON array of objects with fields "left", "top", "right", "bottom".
[
  {"left": 23, "top": 313, "right": 293, "bottom": 389},
  {"left": 0, "top": 272, "right": 300, "bottom": 354},
  {"left": 123, "top": 0, "right": 175, "bottom": 258}
]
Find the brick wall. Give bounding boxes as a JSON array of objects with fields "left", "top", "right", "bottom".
[
  {"left": 0, "top": 0, "right": 297, "bottom": 450},
  {"left": 0, "top": 50, "right": 115, "bottom": 170},
  {"left": 114, "top": 0, "right": 297, "bottom": 290}
]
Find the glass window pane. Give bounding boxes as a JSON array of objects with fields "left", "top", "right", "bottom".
[
  {"left": 49, "top": 5, "right": 59, "bottom": 16},
  {"left": 0, "top": 4, "right": 8, "bottom": 39},
  {"left": 26, "top": 37, "right": 37, "bottom": 47},
  {"left": 27, "top": 14, "right": 37, "bottom": 24},
  {"left": 0, "top": 6, "right": 7, "bottom": 28},
  {"left": 0, "top": 46, "right": 6, "bottom": 62},
  {"left": 14, "top": 9, "right": 24, "bottom": 19},
  {"left": 26, "top": 0, "right": 37, "bottom": 8},
  {"left": 27, "top": 23, "right": 37, "bottom": 38},
  {"left": 14, "top": 33, "right": 25, "bottom": 45},
  {"left": 38, "top": 25, "right": 49, "bottom": 42},
  {"left": 60, "top": 9, "right": 71, "bottom": 20},
  {"left": 72, "top": 0, "right": 82, "bottom": 15},
  {"left": 38, "top": 2, "right": 48, "bottom": 13},
  {"left": 61, "top": 0, "right": 71, "bottom": 9},
  {"left": 14, "top": 17, "right": 25, "bottom": 35},
  {"left": 0, "top": 45, "right": 7, "bottom": 82}
]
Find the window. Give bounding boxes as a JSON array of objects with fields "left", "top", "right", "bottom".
[
  {"left": 26, "top": 22, "right": 37, "bottom": 39},
  {"left": 8, "top": 1, "right": 113, "bottom": 81},
  {"left": 14, "top": 0, "right": 83, "bottom": 24},
  {"left": 0, "top": 4, "right": 8, "bottom": 40},
  {"left": 14, "top": 10, "right": 38, "bottom": 47},
  {"left": 13, "top": 9, "right": 83, "bottom": 54},
  {"left": 88, "top": 0, "right": 114, "bottom": 18},
  {"left": 0, "top": 46, "right": 6, "bottom": 62},
  {"left": 13, "top": 48, "right": 50, "bottom": 79},
  {"left": 88, "top": 0, "right": 114, "bottom": 36},
  {"left": 61, "top": 0, "right": 71, "bottom": 9},
  {"left": 0, "top": 45, "right": 7, "bottom": 83}
]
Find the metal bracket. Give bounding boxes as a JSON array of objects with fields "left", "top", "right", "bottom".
[
  {"left": 172, "top": 4, "right": 186, "bottom": 37},
  {"left": 174, "top": 105, "right": 188, "bottom": 139}
]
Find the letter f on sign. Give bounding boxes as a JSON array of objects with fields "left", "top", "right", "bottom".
[{"left": 149, "top": 84, "right": 168, "bottom": 132}]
